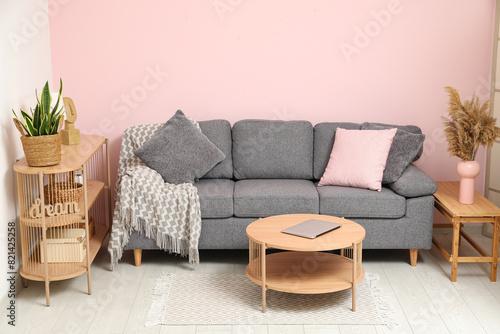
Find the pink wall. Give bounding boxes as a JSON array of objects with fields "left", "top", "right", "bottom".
[{"left": 49, "top": 0, "right": 496, "bottom": 192}]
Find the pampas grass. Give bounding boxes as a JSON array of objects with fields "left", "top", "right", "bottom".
[{"left": 443, "top": 87, "right": 500, "bottom": 161}]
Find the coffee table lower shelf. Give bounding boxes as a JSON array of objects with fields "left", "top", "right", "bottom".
[{"left": 246, "top": 251, "right": 365, "bottom": 311}]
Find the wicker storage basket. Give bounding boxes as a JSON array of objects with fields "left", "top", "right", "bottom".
[
  {"left": 20, "top": 133, "right": 62, "bottom": 167},
  {"left": 44, "top": 173, "right": 83, "bottom": 205}
]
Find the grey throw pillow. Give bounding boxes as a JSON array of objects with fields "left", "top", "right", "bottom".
[
  {"left": 361, "top": 122, "right": 425, "bottom": 183},
  {"left": 134, "top": 110, "right": 226, "bottom": 184}
]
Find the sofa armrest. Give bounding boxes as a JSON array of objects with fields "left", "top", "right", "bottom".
[{"left": 387, "top": 164, "right": 437, "bottom": 198}]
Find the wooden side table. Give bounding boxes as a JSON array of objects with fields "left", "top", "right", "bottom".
[{"left": 432, "top": 181, "right": 500, "bottom": 282}]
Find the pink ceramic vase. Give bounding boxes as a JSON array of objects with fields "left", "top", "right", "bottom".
[{"left": 456, "top": 160, "right": 480, "bottom": 204}]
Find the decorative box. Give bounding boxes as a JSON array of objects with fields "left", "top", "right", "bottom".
[
  {"left": 40, "top": 228, "right": 87, "bottom": 263},
  {"left": 77, "top": 216, "right": 95, "bottom": 240}
]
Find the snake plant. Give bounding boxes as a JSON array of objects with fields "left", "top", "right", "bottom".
[{"left": 12, "top": 79, "right": 64, "bottom": 137}]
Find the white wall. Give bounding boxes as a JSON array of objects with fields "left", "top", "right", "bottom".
[{"left": 0, "top": 1, "right": 52, "bottom": 297}]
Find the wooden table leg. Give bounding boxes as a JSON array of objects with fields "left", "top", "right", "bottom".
[
  {"left": 451, "top": 217, "right": 460, "bottom": 282},
  {"left": 459, "top": 223, "right": 463, "bottom": 246},
  {"left": 45, "top": 280, "right": 50, "bottom": 306},
  {"left": 39, "top": 172, "right": 50, "bottom": 306},
  {"left": 490, "top": 218, "right": 499, "bottom": 282},
  {"left": 83, "top": 165, "right": 92, "bottom": 295},
  {"left": 352, "top": 243, "right": 357, "bottom": 311},
  {"left": 261, "top": 242, "right": 266, "bottom": 313}
]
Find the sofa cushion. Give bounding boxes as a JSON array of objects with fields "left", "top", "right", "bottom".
[
  {"left": 318, "top": 128, "right": 397, "bottom": 191},
  {"left": 362, "top": 122, "right": 424, "bottom": 160},
  {"left": 134, "top": 110, "right": 226, "bottom": 184},
  {"left": 198, "top": 217, "right": 256, "bottom": 249},
  {"left": 199, "top": 120, "right": 233, "bottom": 179},
  {"left": 361, "top": 122, "right": 425, "bottom": 183},
  {"left": 234, "top": 179, "right": 319, "bottom": 217},
  {"left": 388, "top": 164, "right": 437, "bottom": 197},
  {"left": 125, "top": 217, "right": 256, "bottom": 250},
  {"left": 313, "top": 122, "right": 361, "bottom": 180},
  {"left": 317, "top": 185, "right": 406, "bottom": 218},
  {"left": 232, "top": 120, "right": 314, "bottom": 180},
  {"left": 194, "top": 179, "right": 234, "bottom": 218}
]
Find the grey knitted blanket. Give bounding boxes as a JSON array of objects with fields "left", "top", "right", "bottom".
[{"left": 108, "top": 122, "right": 201, "bottom": 269}]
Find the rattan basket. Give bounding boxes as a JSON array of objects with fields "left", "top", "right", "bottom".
[
  {"left": 44, "top": 173, "right": 83, "bottom": 205},
  {"left": 20, "top": 133, "right": 62, "bottom": 167},
  {"left": 13, "top": 118, "right": 62, "bottom": 167}
]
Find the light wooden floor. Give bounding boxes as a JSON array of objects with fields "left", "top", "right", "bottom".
[{"left": 2, "top": 228, "right": 500, "bottom": 334}]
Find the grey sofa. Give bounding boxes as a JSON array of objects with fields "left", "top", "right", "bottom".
[{"left": 124, "top": 119, "right": 437, "bottom": 266}]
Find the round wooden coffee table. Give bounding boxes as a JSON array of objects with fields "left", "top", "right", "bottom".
[{"left": 246, "top": 214, "right": 365, "bottom": 312}]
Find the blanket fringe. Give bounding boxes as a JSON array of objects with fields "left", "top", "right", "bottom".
[
  {"left": 108, "top": 207, "right": 132, "bottom": 270},
  {"left": 137, "top": 217, "right": 199, "bottom": 265},
  {"left": 108, "top": 209, "right": 200, "bottom": 269}
]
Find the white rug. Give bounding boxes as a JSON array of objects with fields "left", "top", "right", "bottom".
[{"left": 146, "top": 272, "right": 396, "bottom": 327}]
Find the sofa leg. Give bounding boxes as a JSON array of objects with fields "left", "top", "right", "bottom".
[
  {"left": 409, "top": 249, "right": 418, "bottom": 266},
  {"left": 133, "top": 249, "right": 142, "bottom": 267}
]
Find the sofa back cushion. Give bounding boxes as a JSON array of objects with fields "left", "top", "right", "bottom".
[
  {"left": 362, "top": 122, "right": 424, "bottom": 160},
  {"left": 313, "top": 122, "right": 424, "bottom": 181},
  {"left": 232, "top": 120, "right": 314, "bottom": 180},
  {"left": 361, "top": 122, "right": 425, "bottom": 183},
  {"left": 313, "top": 122, "right": 361, "bottom": 180},
  {"left": 199, "top": 120, "right": 233, "bottom": 179}
]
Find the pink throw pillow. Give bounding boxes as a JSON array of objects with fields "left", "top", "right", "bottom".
[{"left": 318, "top": 128, "right": 397, "bottom": 191}]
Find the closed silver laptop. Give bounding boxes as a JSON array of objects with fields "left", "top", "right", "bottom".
[{"left": 281, "top": 219, "right": 342, "bottom": 239}]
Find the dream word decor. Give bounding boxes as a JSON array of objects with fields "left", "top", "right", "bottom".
[{"left": 28, "top": 198, "right": 80, "bottom": 218}]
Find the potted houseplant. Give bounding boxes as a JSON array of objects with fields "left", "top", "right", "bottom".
[
  {"left": 12, "top": 79, "right": 65, "bottom": 166},
  {"left": 443, "top": 86, "right": 500, "bottom": 204}
]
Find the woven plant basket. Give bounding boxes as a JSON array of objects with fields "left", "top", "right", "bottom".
[
  {"left": 44, "top": 173, "right": 83, "bottom": 205},
  {"left": 20, "top": 133, "right": 62, "bottom": 167}
]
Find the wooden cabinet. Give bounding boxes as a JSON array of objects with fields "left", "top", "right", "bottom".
[{"left": 14, "top": 135, "right": 111, "bottom": 306}]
